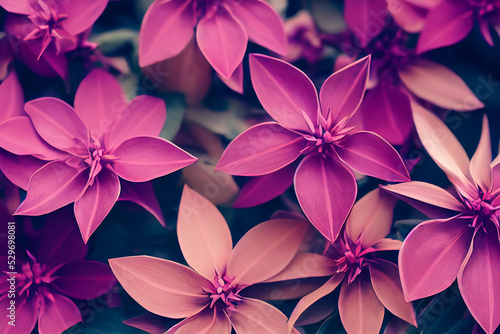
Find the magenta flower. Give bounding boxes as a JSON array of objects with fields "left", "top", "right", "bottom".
[
  {"left": 285, "top": 189, "right": 416, "bottom": 333},
  {"left": 110, "top": 185, "right": 309, "bottom": 333},
  {"left": 0, "top": 210, "right": 117, "bottom": 334},
  {"left": 139, "top": 0, "right": 287, "bottom": 92},
  {"left": 283, "top": 10, "right": 324, "bottom": 64},
  {"left": 0, "top": 69, "right": 197, "bottom": 242},
  {"left": 216, "top": 54, "right": 409, "bottom": 242},
  {"left": 381, "top": 105, "right": 500, "bottom": 333}
]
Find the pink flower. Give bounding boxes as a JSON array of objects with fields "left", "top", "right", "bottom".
[
  {"left": 283, "top": 10, "right": 324, "bottom": 64},
  {"left": 139, "top": 0, "right": 287, "bottom": 93},
  {"left": 381, "top": 104, "right": 500, "bottom": 334},
  {"left": 216, "top": 54, "right": 409, "bottom": 242},
  {"left": 286, "top": 189, "right": 416, "bottom": 333},
  {"left": 110, "top": 185, "right": 309, "bottom": 334},
  {"left": 0, "top": 69, "right": 197, "bottom": 242},
  {"left": 0, "top": 210, "right": 117, "bottom": 334}
]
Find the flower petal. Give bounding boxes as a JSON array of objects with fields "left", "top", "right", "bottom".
[
  {"left": 295, "top": 153, "right": 357, "bottom": 242},
  {"left": 249, "top": 53, "right": 320, "bottom": 132},
  {"left": 196, "top": 9, "right": 247, "bottom": 78},
  {"left": 15, "top": 161, "right": 88, "bottom": 216},
  {"left": 338, "top": 275, "right": 384, "bottom": 334},
  {"left": 264, "top": 253, "right": 337, "bottom": 283},
  {"left": 166, "top": 307, "right": 231, "bottom": 334},
  {"left": 0, "top": 150, "right": 45, "bottom": 190},
  {"left": 105, "top": 95, "right": 167, "bottom": 149},
  {"left": 399, "top": 59, "right": 484, "bottom": 111},
  {"left": 111, "top": 136, "right": 197, "bottom": 182},
  {"left": 230, "top": 298, "right": 288, "bottom": 334},
  {"left": 0, "top": 295, "right": 38, "bottom": 334},
  {"left": 139, "top": 0, "right": 194, "bottom": 67},
  {"left": 109, "top": 256, "right": 211, "bottom": 318},
  {"left": 320, "top": 55, "right": 370, "bottom": 123},
  {"left": 370, "top": 238, "right": 403, "bottom": 252},
  {"left": 458, "top": 228, "right": 500, "bottom": 334},
  {"left": 178, "top": 185, "right": 232, "bottom": 281},
  {"left": 387, "top": 0, "right": 430, "bottom": 33},
  {"left": 0, "top": 71, "right": 25, "bottom": 121},
  {"left": 217, "top": 62, "right": 244, "bottom": 94},
  {"left": 118, "top": 180, "right": 166, "bottom": 227},
  {"left": 231, "top": 0, "right": 287, "bottom": 55},
  {"left": 370, "top": 259, "right": 417, "bottom": 326},
  {"left": 25, "top": 98, "right": 89, "bottom": 155},
  {"left": 216, "top": 122, "right": 305, "bottom": 176},
  {"left": 470, "top": 114, "right": 492, "bottom": 192},
  {"left": 399, "top": 217, "right": 473, "bottom": 301},
  {"left": 0, "top": 0, "right": 32, "bottom": 14},
  {"left": 344, "top": 0, "right": 387, "bottom": 46},
  {"left": 74, "top": 167, "right": 120, "bottom": 243},
  {"left": 59, "top": 0, "right": 108, "bottom": 35},
  {"left": 124, "top": 313, "right": 171, "bottom": 334},
  {"left": 38, "top": 293, "right": 82, "bottom": 334},
  {"left": 227, "top": 218, "right": 309, "bottom": 286}
]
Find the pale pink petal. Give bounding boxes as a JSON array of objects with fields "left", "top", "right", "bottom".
[
  {"left": 339, "top": 276, "right": 385, "bottom": 334},
  {"left": 249, "top": 53, "right": 320, "bottom": 132},
  {"left": 217, "top": 62, "right": 244, "bottom": 94},
  {"left": 0, "top": 295, "right": 38, "bottom": 333},
  {"left": 337, "top": 131, "right": 410, "bottom": 182},
  {"left": 197, "top": 9, "right": 248, "bottom": 78},
  {"left": 139, "top": 0, "right": 194, "bottom": 67},
  {"left": 0, "top": 150, "right": 45, "bottom": 190},
  {"left": 166, "top": 307, "right": 231, "bottom": 333},
  {"left": 344, "top": 0, "right": 387, "bottom": 46},
  {"left": 0, "top": 0, "right": 32, "bottom": 14},
  {"left": 233, "top": 164, "right": 295, "bottom": 208},
  {"left": 124, "top": 313, "right": 171, "bottom": 334},
  {"left": 380, "top": 181, "right": 463, "bottom": 218},
  {"left": 287, "top": 274, "right": 344, "bottom": 329},
  {"left": 416, "top": 0, "right": 473, "bottom": 53},
  {"left": 111, "top": 136, "right": 197, "bottom": 182},
  {"left": 295, "top": 153, "right": 357, "bottom": 242},
  {"left": 105, "top": 95, "right": 166, "bottom": 149},
  {"left": 319, "top": 55, "right": 370, "bottom": 123},
  {"left": 177, "top": 185, "right": 232, "bottom": 281},
  {"left": 118, "top": 180, "right": 166, "bottom": 226},
  {"left": 109, "top": 256, "right": 212, "bottom": 318},
  {"left": 74, "top": 167, "right": 120, "bottom": 242},
  {"left": 229, "top": 298, "right": 288, "bottom": 334},
  {"left": 370, "top": 238, "right": 403, "bottom": 251},
  {"left": 370, "top": 259, "right": 417, "bottom": 326},
  {"left": 387, "top": 0, "right": 429, "bottom": 33},
  {"left": 74, "top": 68, "right": 127, "bottom": 135},
  {"left": 264, "top": 253, "right": 337, "bottom": 283},
  {"left": 347, "top": 188, "right": 396, "bottom": 245},
  {"left": 15, "top": 161, "right": 88, "bottom": 216},
  {"left": 60, "top": 0, "right": 108, "bottom": 35},
  {"left": 0, "top": 71, "right": 25, "bottom": 121},
  {"left": 38, "top": 293, "right": 82, "bottom": 334},
  {"left": 216, "top": 122, "right": 305, "bottom": 176},
  {"left": 458, "top": 228, "right": 500, "bottom": 334},
  {"left": 231, "top": 0, "right": 287, "bottom": 55},
  {"left": 227, "top": 218, "right": 309, "bottom": 286},
  {"left": 479, "top": 18, "right": 494, "bottom": 46},
  {"left": 399, "top": 217, "right": 473, "bottom": 301},
  {"left": 470, "top": 114, "right": 492, "bottom": 192},
  {"left": 399, "top": 59, "right": 484, "bottom": 111}
]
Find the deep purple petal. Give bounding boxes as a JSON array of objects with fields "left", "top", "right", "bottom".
[
  {"left": 118, "top": 180, "right": 166, "bottom": 227},
  {"left": 0, "top": 71, "right": 25, "bottom": 121},
  {"left": 0, "top": 295, "right": 38, "bottom": 334},
  {"left": 38, "top": 293, "right": 81, "bottom": 334},
  {"left": 344, "top": 0, "right": 387, "bottom": 47},
  {"left": 59, "top": 0, "right": 108, "bottom": 35},
  {"left": 0, "top": 150, "right": 45, "bottom": 190}
]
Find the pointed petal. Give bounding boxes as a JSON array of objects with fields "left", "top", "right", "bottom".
[
  {"left": 249, "top": 53, "right": 320, "bottom": 132},
  {"left": 0, "top": 71, "right": 25, "bottom": 121},
  {"left": 344, "top": 0, "right": 387, "bottom": 46},
  {"left": 16, "top": 161, "right": 88, "bottom": 216},
  {"left": 167, "top": 307, "right": 231, "bottom": 334},
  {"left": 59, "top": 0, "right": 108, "bottom": 35},
  {"left": 111, "top": 136, "right": 197, "bottom": 182},
  {"left": 231, "top": 0, "right": 287, "bottom": 55},
  {"left": 370, "top": 238, "right": 403, "bottom": 251},
  {"left": 338, "top": 275, "right": 385, "bottom": 334},
  {"left": 233, "top": 164, "right": 295, "bottom": 208},
  {"left": 0, "top": 295, "right": 38, "bottom": 334},
  {"left": 109, "top": 256, "right": 212, "bottom": 318},
  {"left": 416, "top": 0, "right": 473, "bottom": 53},
  {"left": 458, "top": 228, "right": 500, "bottom": 334},
  {"left": 264, "top": 253, "right": 337, "bottom": 283},
  {"left": 399, "top": 59, "right": 484, "bottom": 111},
  {"left": 178, "top": 185, "right": 232, "bottom": 281},
  {"left": 227, "top": 219, "right": 308, "bottom": 286},
  {"left": 320, "top": 55, "right": 370, "bottom": 123},
  {"left": 380, "top": 181, "right": 463, "bottom": 218},
  {"left": 370, "top": 259, "right": 417, "bottom": 326},
  {"left": 38, "top": 293, "right": 82, "bottom": 334},
  {"left": 470, "top": 114, "right": 492, "bottom": 192},
  {"left": 230, "top": 298, "right": 288, "bottom": 334},
  {"left": 287, "top": 274, "right": 344, "bottom": 329},
  {"left": 106, "top": 95, "right": 166, "bottom": 149},
  {"left": 124, "top": 313, "right": 171, "bottom": 334},
  {"left": 295, "top": 153, "right": 357, "bottom": 242},
  {"left": 74, "top": 68, "right": 127, "bottom": 136},
  {"left": 347, "top": 188, "right": 396, "bottom": 245},
  {"left": 24, "top": 98, "right": 89, "bottom": 155},
  {"left": 74, "top": 167, "right": 120, "bottom": 242},
  {"left": 412, "top": 102, "right": 476, "bottom": 197},
  {"left": 399, "top": 217, "right": 473, "bottom": 301},
  {"left": 118, "top": 180, "right": 166, "bottom": 226},
  {"left": 197, "top": 9, "right": 247, "bottom": 78},
  {"left": 0, "top": 150, "right": 45, "bottom": 190},
  {"left": 139, "top": 0, "right": 194, "bottom": 67},
  {"left": 216, "top": 122, "right": 305, "bottom": 176},
  {"left": 217, "top": 62, "right": 244, "bottom": 94},
  {"left": 337, "top": 131, "right": 410, "bottom": 182}
]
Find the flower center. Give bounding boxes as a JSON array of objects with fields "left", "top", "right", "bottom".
[
  {"left": 463, "top": 192, "right": 500, "bottom": 230},
  {"left": 330, "top": 235, "right": 375, "bottom": 284},
  {"left": 25, "top": 1, "right": 67, "bottom": 41},
  {"left": 193, "top": 0, "right": 225, "bottom": 21},
  {"left": 206, "top": 275, "right": 241, "bottom": 311},
  {"left": 16, "top": 251, "right": 59, "bottom": 301}
]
